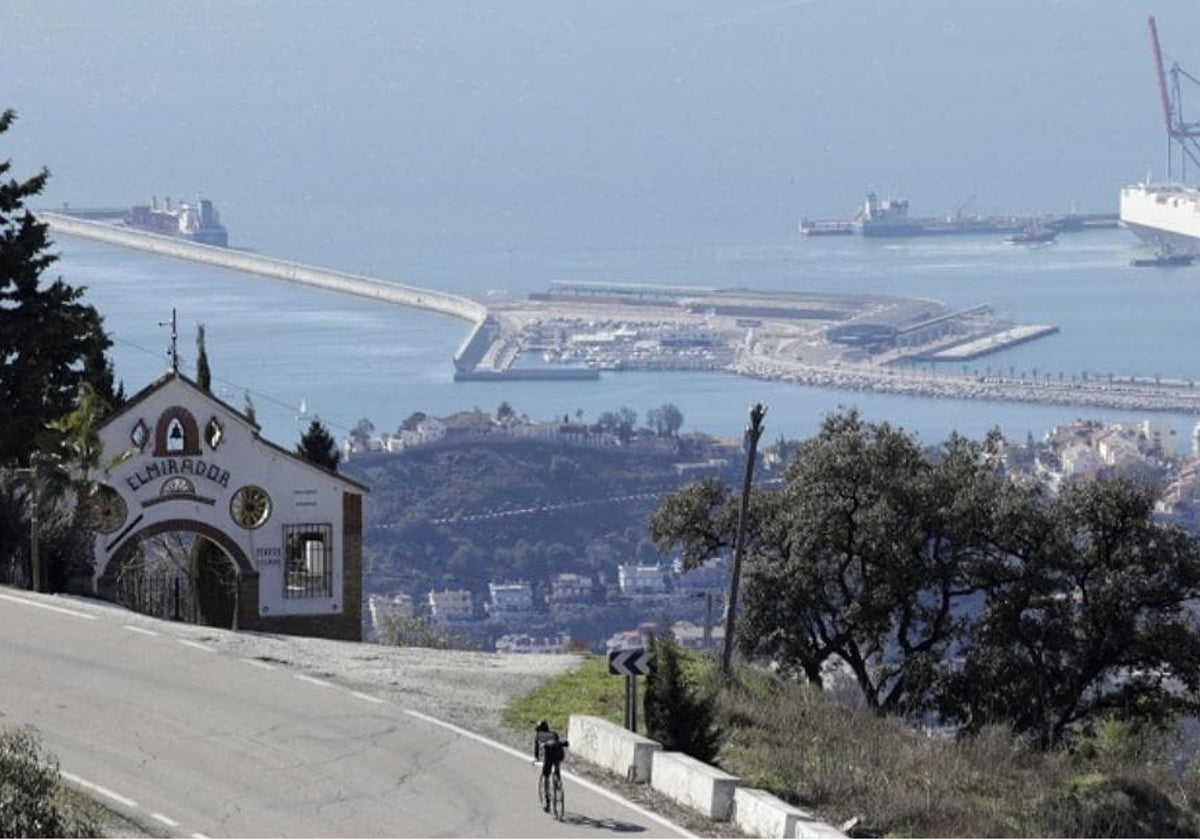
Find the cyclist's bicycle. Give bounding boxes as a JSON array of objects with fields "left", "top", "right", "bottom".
[{"left": 536, "top": 763, "right": 565, "bottom": 820}]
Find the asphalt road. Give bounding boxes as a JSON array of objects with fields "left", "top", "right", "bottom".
[{"left": 0, "top": 589, "right": 691, "bottom": 838}]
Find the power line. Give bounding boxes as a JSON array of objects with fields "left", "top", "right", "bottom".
[{"left": 107, "top": 331, "right": 358, "bottom": 435}]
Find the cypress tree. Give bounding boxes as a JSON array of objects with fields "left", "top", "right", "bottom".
[
  {"left": 643, "top": 636, "right": 722, "bottom": 762},
  {"left": 195, "top": 323, "right": 211, "bottom": 392},
  {"left": 189, "top": 322, "right": 235, "bottom": 626}
]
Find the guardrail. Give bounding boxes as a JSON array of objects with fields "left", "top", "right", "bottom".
[{"left": 567, "top": 713, "right": 844, "bottom": 837}]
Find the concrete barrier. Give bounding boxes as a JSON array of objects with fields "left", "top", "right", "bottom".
[
  {"left": 567, "top": 715, "right": 661, "bottom": 783},
  {"left": 734, "top": 787, "right": 844, "bottom": 838},
  {"left": 650, "top": 750, "right": 740, "bottom": 821}
]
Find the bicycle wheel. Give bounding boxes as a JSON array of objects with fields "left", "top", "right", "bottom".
[
  {"left": 537, "top": 770, "right": 548, "bottom": 812},
  {"left": 552, "top": 772, "right": 565, "bottom": 820}
]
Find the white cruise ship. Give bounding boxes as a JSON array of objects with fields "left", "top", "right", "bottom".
[{"left": 1119, "top": 181, "right": 1200, "bottom": 255}]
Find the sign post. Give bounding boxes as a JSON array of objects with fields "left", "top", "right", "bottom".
[{"left": 608, "top": 647, "right": 653, "bottom": 732}]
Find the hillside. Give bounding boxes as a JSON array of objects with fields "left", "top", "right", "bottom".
[{"left": 341, "top": 435, "right": 742, "bottom": 642}]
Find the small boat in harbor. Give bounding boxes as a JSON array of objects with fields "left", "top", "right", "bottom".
[
  {"left": 1004, "top": 224, "right": 1058, "bottom": 245},
  {"left": 1130, "top": 249, "right": 1195, "bottom": 267}
]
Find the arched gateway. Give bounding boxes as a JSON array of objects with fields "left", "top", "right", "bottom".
[{"left": 89, "top": 371, "right": 367, "bottom": 641}]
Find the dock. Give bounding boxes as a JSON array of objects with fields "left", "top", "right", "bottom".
[{"left": 926, "top": 325, "right": 1060, "bottom": 361}]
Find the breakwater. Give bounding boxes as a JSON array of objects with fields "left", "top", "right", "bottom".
[
  {"left": 733, "top": 352, "right": 1200, "bottom": 415},
  {"left": 39, "top": 213, "right": 489, "bottom": 326}
]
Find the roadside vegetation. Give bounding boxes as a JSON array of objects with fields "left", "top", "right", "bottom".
[
  {"left": 0, "top": 726, "right": 102, "bottom": 838},
  {"left": 506, "top": 648, "right": 1200, "bottom": 837},
  {"left": 509, "top": 409, "right": 1200, "bottom": 837}
]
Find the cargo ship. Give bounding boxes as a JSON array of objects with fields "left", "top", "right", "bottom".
[
  {"left": 126, "top": 196, "right": 228, "bottom": 246},
  {"left": 1119, "top": 18, "right": 1200, "bottom": 258},
  {"left": 856, "top": 191, "right": 1073, "bottom": 238},
  {"left": 799, "top": 191, "right": 1112, "bottom": 239},
  {"left": 1119, "top": 182, "right": 1200, "bottom": 257}
]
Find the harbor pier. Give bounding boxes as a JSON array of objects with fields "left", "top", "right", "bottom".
[{"left": 42, "top": 212, "right": 1200, "bottom": 415}]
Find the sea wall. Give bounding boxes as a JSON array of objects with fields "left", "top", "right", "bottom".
[{"left": 40, "top": 213, "right": 489, "bottom": 326}]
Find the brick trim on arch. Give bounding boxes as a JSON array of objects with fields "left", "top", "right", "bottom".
[{"left": 154, "top": 406, "right": 202, "bottom": 457}]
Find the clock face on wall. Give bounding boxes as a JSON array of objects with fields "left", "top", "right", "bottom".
[
  {"left": 91, "top": 485, "right": 128, "bottom": 534},
  {"left": 230, "top": 485, "right": 271, "bottom": 529}
]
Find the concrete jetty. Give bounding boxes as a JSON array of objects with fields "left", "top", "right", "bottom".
[{"left": 39, "top": 212, "right": 489, "bottom": 326}]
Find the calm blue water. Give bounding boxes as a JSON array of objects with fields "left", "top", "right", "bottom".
[
  {"left": 13, "top": 0, "right": 1200, "bottom": 451},
  {"left": 55, "top": 226, "right": 1200, "bottom": 454}
]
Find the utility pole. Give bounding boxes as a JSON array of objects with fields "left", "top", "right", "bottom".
[
  {"left": 722, "top": 403, "right": 765, "bottom": 679},
  {"left": 14, "top": 459, "right": 42, "bottom": 592},
  {"left": 160, "top": 307, "right": 178, "bottom": 373}
]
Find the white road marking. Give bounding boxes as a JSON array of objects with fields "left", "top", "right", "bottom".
[
  {"left": 152, "top": 813, "right": 180, "bottom": 828},
  {"left": 350, "top": 691, "right": 385, "bottom": 704},
  {"left": 294, "top": 673, "right": 332, "bottom": 687},
  {"left": 123, "top": 625, "right": 161, "bottom": 637},
  {"left": 240, "top": 657, "right": 276, "bottom": 670},
  {"left": 401, "top": 708, "right": 696, "bottom": 838},
  {"left": 60, "top": 771, "right": 138, "bottom": 809},
  {"left": 177, "top": 639, "right": 216, "bottom": 653},
  {"left": 0, "top": 592, "right": 97, "bottom": 619}
]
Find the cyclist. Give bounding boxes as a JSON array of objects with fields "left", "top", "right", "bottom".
[{"left": 533, "top": 720, "right": 569, "bottom": 811}]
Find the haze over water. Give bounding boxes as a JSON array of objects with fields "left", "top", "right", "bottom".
[{"left": 10, "top": 1, "right": 1200, "bottom": 448}]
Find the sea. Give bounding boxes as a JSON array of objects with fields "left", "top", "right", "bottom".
[
  {"left": 13, "top": 0, "right": 1200, "bottom": 454},
  {"left": 52, "top": 225, "right": 1200, "bottom": 455}
]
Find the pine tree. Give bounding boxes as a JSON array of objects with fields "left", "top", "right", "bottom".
[
  {"left": 297, "top": 419, "right": 341, "bottom": 471},
  {"left": 0, "top": 108, "right": 119, "bottom": 467}
]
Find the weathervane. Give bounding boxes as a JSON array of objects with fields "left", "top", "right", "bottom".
[{"left": 159, "top": 307, "right": 178, "bottom": 373}]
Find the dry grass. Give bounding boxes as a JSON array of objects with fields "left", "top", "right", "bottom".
[
  {"left": 715, "top": 665, "right": 1200, "bottom": 837},
  {"left": 506, "top": 650, "right": 1200, "bottom": 836}
]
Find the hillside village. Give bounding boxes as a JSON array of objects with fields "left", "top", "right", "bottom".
[{"left": 342, "top": 407, "right": 1200, "bottom": 655}]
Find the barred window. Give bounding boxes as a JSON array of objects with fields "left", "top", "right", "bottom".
[{"left": 283, "top": 523, "right": 333, "bottom": 598}]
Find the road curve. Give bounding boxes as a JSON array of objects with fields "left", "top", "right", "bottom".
[{"left": 0, "top": 588, "right": 690, "bottom": 838}]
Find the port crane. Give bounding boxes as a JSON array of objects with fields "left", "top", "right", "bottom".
[{"left": 1149, "top": 15, "right": 1200, "bottom": 181}]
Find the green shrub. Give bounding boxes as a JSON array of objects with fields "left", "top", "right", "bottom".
[
  {"left": 0, "top": 726, "right": 99, "bottom": 838},
  {"left": 1033, "top": 773, "right": 1199, "bottom": 838},
  {"left": 643, "top": 637, "right": 722, "bottom": 762}
]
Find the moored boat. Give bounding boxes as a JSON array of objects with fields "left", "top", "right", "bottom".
[
  {"left": 1004, "top": 225, "right": 1058, "bottom": 245},
  {"left": 1120, "top": 182, "right": 1200, "bottom": 258}
]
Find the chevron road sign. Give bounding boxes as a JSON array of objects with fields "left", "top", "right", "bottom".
[{"left": 608, "top": 647, "right": 653, "bottom": 676}]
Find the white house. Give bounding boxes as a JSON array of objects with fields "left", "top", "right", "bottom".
[
  {"left": 90, "top": 371, "right": 368, "bottom": 640},
  {"left": 548, "top": 572, "right": 594, "bottom": 604},
  {"left": 486, "top": 581, "right": 534, "bottom": 615},
  {"left": 1059, "top": 441, "right": 1105, "bottom": 480},
  {"left": 617, "top": 564, "right": 668, "bottom": 595},
  {"left": 428, "top": 588, "right": 474, "bottom": 623}
]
